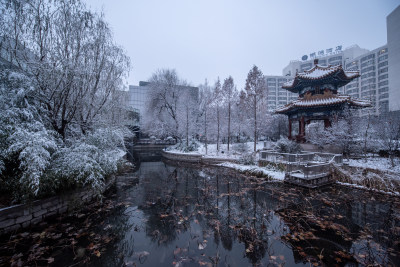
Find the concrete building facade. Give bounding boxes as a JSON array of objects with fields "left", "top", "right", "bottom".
[{"left": 387, "top": 5, "right": 400, "bottom": 112}]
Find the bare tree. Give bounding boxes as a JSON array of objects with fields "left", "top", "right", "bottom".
[
  {"left": 211, "top": 78, "right": 223, "bottom": 152},
  {"left": 198, "top": 80, "right": 213, "bottom": 154},
  {"left": 378, "top": 113, "right": 400, "bottom": 167},
  {"left": 244, "top": 65, "right": 267, "bottom": 152},
  {"left": 222, "top": 76, "right": 236, "bottom": 152}
]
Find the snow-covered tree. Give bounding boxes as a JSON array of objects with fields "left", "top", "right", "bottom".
[
  {"left": 0, "top": 0, "right": 130, "bottom": 202},
  {"left": 210, "top": 78, "right": 223, "bottom": 152},
  {"left": 1, "top": 0, "right": 130, "bottom": 138},
  {"left": 143, "top": 69, "right": 194, "bottom": 140},
  {"left": 244, "top": 65, "right": 267, "bottom": 151},
  {"left": 221, "top": 76, "right": 237, "bottom": 152},
  {"left": 198, "top": 80, "right": 213, "bottom": 154},
  {"left": 377, "top": 113, "right": 400, "bottom": 167}
]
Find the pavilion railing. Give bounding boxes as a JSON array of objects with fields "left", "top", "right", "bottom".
[
  {"left": 259, "top": 150, "right": 342, "bottom": 165},
  {"left": 259, "top": 150, "right": 342, "bottom": 180}
]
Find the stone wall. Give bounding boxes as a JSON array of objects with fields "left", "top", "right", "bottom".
[
  {"left": 161, "top": 150, "right": 239, "bottom": 164},
  {"left": 0, "top": 176, "right": 115, "bottom": 235}
]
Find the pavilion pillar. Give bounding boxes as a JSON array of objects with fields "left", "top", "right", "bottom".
[
  {"left": 288, "top": 119, "right": 292, "bottom": 139},
  {"left": 300, "top": 116, "right": 305, "bottom": 136},
  {"left": 324, "top": 118, "right": 331, "bottom": 129}
]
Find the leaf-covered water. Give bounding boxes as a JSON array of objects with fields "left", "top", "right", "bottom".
[{"left": 1, "top": 161, "right": 399, "bottom": 266}]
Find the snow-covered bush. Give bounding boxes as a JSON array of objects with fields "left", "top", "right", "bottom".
[
  {"left": 239, "top": 153, "right": 255, "bottom": 165},
  {"left": 48, "top": 127, "right": 129, "bottom": 195},
  {"left": 274, "top": 136, "right": 301, "bottom": 153},
  {"left": 0, "top": 69, "right": 130, "bottom": 202},
  {"left": 0, "top": 70, "right": 59, "bottom": 199},
  {"left": 168, "top": 139, "right": 200, "bottom": 152},
  {"left": 232, "top": 142, "right": 249, "bottom": 153}
]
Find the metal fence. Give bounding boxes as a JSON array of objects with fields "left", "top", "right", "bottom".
[
  {"left": 259, "top": 150, "right": 342, "bottom": 165},
  {"left": 259, "top": 150, "right": 342, "bottom": 181},
  {"left": 286, "top": 162, "right": 331, "bottom": 179}
]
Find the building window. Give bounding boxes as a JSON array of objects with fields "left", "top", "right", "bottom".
[
  {"left": 346, "top": 60, "right": 359, "bottom": 70},
  {"left": 360, "top": 54, "right": 375, "bottom": 63},
  {"left": 361, "top": 59, "right": 375, "bottom": 68},
  {"left": 328, "top": 56, "right": 342, "bottom": 63},
  {"left": 361, "top": 78, "right": 376, "bottom": 86},
  {"left": 378, "top": 67, "right": 388, "bottom": 75},
  {"left": 378, "top": 61, "right": 388, "bottom": 68},
  {"left": 379, "top": 93, "right": 389, "bottom": 100},
  {"left": 300, "top": 63, "right": 312, "bottom": 71},
  {"left": 379, "top": 87, "right": 388, "bottom": 94},
  {"left": 378, "top": 54, "right": 388, "bottom": 62},
  {"left": 378, "top": 74, "right": 388, "bottom": 81},
  {"left": 361, "top": 72, "right": 375, "bottom": 79},
  {"left": 378, "top": 80, "right": 389, "bottom": 87},
  {"left": 361, "top": 66, "right": 375, "bottom": 73}
]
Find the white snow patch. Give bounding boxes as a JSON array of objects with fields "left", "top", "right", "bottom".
[
  {"left": 337, "top": 182, "right": 400, "bottom": 196},
  {"left": 218, "top": 162, "right": 285, "bottom": 181}
]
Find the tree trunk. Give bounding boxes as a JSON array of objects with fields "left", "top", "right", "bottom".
[
  {"left": 217, "top": 108, "right": 220, "bottom": 152},
  {"left": 254, "top": 96, "right": 257, "bottom": 152},
  {"left": 227, "top": 102, "right": 231, "bottom": 152},
  {"left": 186, "top": 105, "right": 189, "bottom": 147},
  {"left": 205, "top": 110, "right": 208, "bottom": 154}
]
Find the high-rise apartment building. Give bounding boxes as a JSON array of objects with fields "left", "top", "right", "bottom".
[
  {"left": 344, "top": 45, "right": 389, "bottom": 115},
  {"left": 387, "top": 5, "right": 400, "bottom": 112},
  {"left": 265, "top": 76, "right": 297, "bottom": 112}
]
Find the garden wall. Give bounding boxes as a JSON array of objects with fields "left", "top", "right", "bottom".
[
  {"left": 0, "top": 176, "right": 115, "bottom": 235},
  {"left": 161, "top": 150, "right": 239, "bottom": 164}
]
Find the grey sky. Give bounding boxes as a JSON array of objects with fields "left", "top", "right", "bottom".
[{"left": 85, "top": 0, "right": 399, "bottom": 89}]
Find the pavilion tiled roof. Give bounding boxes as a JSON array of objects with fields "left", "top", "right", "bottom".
[
  {"left": 275, "top": 94, "right": 371, "bottom": 114},
  {"left": 282, "top": 65, "right": 360, "bottom": 92}
]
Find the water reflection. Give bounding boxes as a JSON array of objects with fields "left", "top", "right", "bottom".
[{"left": 99, "top": 160, "right": 400, "bottom": 266}]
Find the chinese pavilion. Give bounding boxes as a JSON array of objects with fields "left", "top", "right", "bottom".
[{"left": 275, "top": 59, "right": 371, "bottom": 142}]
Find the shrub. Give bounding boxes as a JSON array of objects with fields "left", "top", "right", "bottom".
[
  {"left": 232, "top": 143, "right": 249, "bottom": 153},
  {"left": 274, "top": 136, "right": 301, "bottom": 153},
  {"left": 239, "top": 153, "right": 255, "bottom": 165},
  {"left": 168, "top": 139, "right": 200, "bottom": 152}
]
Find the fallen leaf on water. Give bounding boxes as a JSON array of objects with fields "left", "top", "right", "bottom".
[
  {"left": 174, "top": 247, "right": 181, "bottom": 255},
  {"left": 94, "top": 250, "right": 101, "bottom": 257}
]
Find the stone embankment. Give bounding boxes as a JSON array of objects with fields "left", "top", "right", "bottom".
[
  {"left": 0, "top": 176, "right": 115, "bottom": 235},
  {"left": 161, "top": 150, "right": 238, "bottom": 165}
]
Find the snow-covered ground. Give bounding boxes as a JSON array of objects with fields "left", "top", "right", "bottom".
[
  {"left": 345, "top": 157, "right": 400, "bottom": 174},
  {"left": 166, "top": 141, "right": 268, "bottom": 158},
  {"left": 198, "top": 142, "right": 266, "bottom": 158}
]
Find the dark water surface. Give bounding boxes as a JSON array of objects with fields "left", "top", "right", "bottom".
[
  {"left": 1, "top": 160, "right": 400, "bottom": 266},
  {"left": 97, "top": 160, "right": 400, "bottom": 266}
]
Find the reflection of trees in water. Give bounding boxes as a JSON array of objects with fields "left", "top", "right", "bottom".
[{"left": 119, "top": 162, "right": 400, "bottom": 266}]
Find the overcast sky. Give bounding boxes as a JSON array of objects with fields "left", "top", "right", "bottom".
[{"left": 85, "top": 0, "right": 399, "bottom": 89}]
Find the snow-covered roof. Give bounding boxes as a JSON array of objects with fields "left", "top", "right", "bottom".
[
  {"left": 282, "top": 65, "right": 360, "bottom": 91},
  {"left": 275, "top": 94, "right": 371, "bottom": 114}
]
